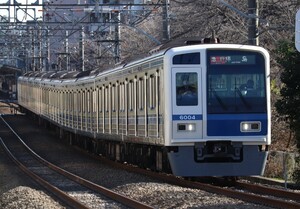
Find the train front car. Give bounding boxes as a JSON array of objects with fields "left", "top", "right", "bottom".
[{"left": 165, "top": 44, "right": 271, "bottom": 177}]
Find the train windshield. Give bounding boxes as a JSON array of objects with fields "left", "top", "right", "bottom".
[{"left": 207, "top": 50, "right": 267, "bottom": 114}]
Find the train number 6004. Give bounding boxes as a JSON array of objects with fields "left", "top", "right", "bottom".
[{"left": 179, "top": 115, "right": 196, "bottom": 120}]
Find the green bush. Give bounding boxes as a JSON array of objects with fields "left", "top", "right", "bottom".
[{"left": 275, "top": 40, "right": 300, "bottom": 182}]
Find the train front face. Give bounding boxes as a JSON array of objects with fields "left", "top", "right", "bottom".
[{"left": 166, "top": 45, "right": 271, "bottom": 177}]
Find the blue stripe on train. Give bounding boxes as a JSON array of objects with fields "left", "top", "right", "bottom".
[
  {"left": 172, "top": 114, "right": 203, "bottom": 121},
  {"left": 207, "top": 113, "right": 268, "bottom": 136}
]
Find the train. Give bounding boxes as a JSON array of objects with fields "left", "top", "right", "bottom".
[{"left": 17, "top": 39, "right": 271, "bottom": 177}]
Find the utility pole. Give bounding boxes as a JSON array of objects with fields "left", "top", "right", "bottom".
[
  {"left": 65, "top": 30, "right": 70, "bottom": 71},
  {"left": 248, "top": 0, "right": 259, "bottom": 45},
  {"left": 162, "top": 0, "right": 170, "bottom": 42},
  {"left": 114, "top": 11, "right": 121, "bottom": 64},
  {"left": 219, "top": 0, "right": 260, "bottom": 45},
  {"left": 1, "top": 1, "right": 168, "bottom": 71},
  {"left": 80, "top": 27, "right": 85, "bottom": 72}
]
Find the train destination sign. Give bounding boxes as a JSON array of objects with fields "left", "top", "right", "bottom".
[{"left": 210, "top": 55, "right": 255, "bottom": 65}]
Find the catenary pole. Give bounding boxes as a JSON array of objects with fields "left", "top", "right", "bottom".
[
  {"left": 162, "top": 0, "right": 170, "bottom": 42},
  {"left": 248, "top": 0, "right": 259, "bottom": 45}
]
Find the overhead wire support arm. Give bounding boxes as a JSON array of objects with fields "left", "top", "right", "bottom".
[
  {"left": 218, "top": 0, "right": 257, "bottom": 20},
  {"left": 0, "top": 3, "right": 167, "bottom": 7},
  {"left": 125, "top": 24, "right": 161, "bottom": 45},
  {"left": 218, "top": 0, "right": 260, "bottom": 45},
  {"left": 0, "top": 0, "right": 169, "bottom": 71}
]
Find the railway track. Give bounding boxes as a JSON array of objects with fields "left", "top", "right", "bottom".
[
  {"left": 0, "top": 115, "right": 153, "bottom": 209},
  {"left": 198, "top": 177, "right": 300, "bottom": 209},
  {"left": 124, "top": 167, "right": 300, "bottom": 209},
  {"left": 232, "top": 179, "right": 300, "bottom": 204},
  {"left": 1, "top": 108, "right": 299, "bottom": 208},
  {"left": 65, "top": 142, "right": 300, "bottom": 209}
]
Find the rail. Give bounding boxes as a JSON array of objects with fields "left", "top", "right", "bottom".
[{"left": 0, "top": 115, "right": 153, "bottom": 209}]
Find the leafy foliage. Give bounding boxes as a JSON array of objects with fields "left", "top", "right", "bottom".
[
  {"left": 292, "top": 156, "right": 300, "bottom": 183},
  {"left": 275, "top": 40, "right": 300, "bottom": 149},
  {"left": 275, "top": 40, "right": 300, "bottom": 182}
]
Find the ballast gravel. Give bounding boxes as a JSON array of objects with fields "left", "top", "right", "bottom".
[
  {"left": 0, "top": 109, "right": 274, "bottom": 209},
  {"left": 0, "top": 183, "right": 273, "bottom": 209},
  {"left": 113, "top": 182, "right": 272, "bottom": 209},
  {"left": 0, "top": 186, "right": 65, "bottom": 209}
]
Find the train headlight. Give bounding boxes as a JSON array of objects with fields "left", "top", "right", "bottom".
[
  {"left": 242, "top": 123, "right": 250, "bottom": 131},
  {"left": 187, "top": 124, "right": 196, "bottom": 131},
  {"left": 240, "top": 121, "right": 261, "bottom": 132},
  {"left": 177, "top": 123, "right": 196, "bottom": 132}
]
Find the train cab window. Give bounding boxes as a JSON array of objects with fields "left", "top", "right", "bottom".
[
  {"left": 173, "top": 52, "right": 200, "bottom": 65},
  {"left": 176, "top": 73, "right": 198, "bottom": 106},
  {"left": 207, "top": 50, "right": 267, "bottom": 114}
]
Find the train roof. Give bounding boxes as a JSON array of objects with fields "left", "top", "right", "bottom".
[
  {"left": 148, "top": 37, "right": 204, "bottom": 54},
  {"left": 19, "top": 37, "right": 268, "bottom": 82},
  {"left": 21, "top": 70, "right": 97, "bottom": 80},
  {"left": 118, "top": 37, "right": 204, "bottom": 65},
  {"left": 0, "top": 64, "right": 22, "bottom": 75}
]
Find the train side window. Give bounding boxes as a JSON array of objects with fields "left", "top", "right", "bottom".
[
  {"left": 116, "top": 83, "right": 120, "bottom": 112},
  {"left": 64, "top": 92, "right": 67, "bottom": 112},
  {"left": 173, "top": 52, "right": 200, "bottom": 65},
  {"left": 61, "top": 91, "right": 64, "bottom": 112},
  {"left": 138, "top": 77, "right": 144, "bottom": 110},
  {"left": 63, "top": 91, "right": 66, "bottom": 111},
  {"left": 128, "top": 80, "right": 134, "bottom": 111},
  {"left": 148, "top": 75, "right": 155, "bottom": 109},
  {"left": 76, "top": 91, "right": 79, "bottom": 113},
  {"left": 87, "top": 90, "right": 90, "bottom": 113},
  {"left": 86, "top": 90, "right": 89, "bottom": 113},
  {"left": 70, "top": 92, "right": 73, "bottom": 112},
  {"left": 105, "top": 86, "right": 109, "bottom": 112},
  {"left": 112, "top": 84, "right": 116, "bottom": 112},
  {"left": 98, "top": 87, "right": 103, "bottom": 113},
  {"left": 66, "top": 92, "right": 68, "bottom": 112},
  {"left": 91, "top": 89, "right": 97, "bottom": 112},
  {"left": 90, "top": 89, "right": 93, "bottom": 113},
  {"left": 65, "top": 92, "right": 68, "bottom": 112},
  {"left": 83, "top": 90, "right": 86, "bottom": 113},
  {"left": 79, "top": 91, "right": 82, "bottom": 113},
  {"left": 84, "top": 90, "right": 87, "bottom": 113},
  {"left": 60, "top": 91, "right": 63, "bottom": 112},
  {"left": 119, "top": 82, "right": 125, "bottom": 112},
  {"left": 176, "top": 73, "right": 198, "bottom": 106},
  {"left": 80, "top": 91, "right": 82, "bottom": 113}
]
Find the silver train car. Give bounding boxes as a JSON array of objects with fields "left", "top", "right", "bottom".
[{"left": 18, "top": 40, "right": 271, "bottom": 177}]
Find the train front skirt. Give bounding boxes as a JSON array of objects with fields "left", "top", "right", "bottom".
[{"left": 167, "top": 145, "right": 268, "bottom": 177}]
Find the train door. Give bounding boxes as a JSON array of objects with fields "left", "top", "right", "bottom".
[{"left": 171, "top": 68, "right": 203, "bottom": 143}]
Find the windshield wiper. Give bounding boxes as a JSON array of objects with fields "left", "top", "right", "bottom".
[
  {"left": 235, "top": 87, "right": 251, "bottom": 109},
  {"left": 212, "top": 89, "right": 227, "bottom": 110}
]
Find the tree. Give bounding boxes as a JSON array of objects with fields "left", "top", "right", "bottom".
[
  {"left": 275, "top": 40, "right": 300, "bottom": 182},
  {"left": 275, "top": 40, "right": 300, "bottom": 149}
]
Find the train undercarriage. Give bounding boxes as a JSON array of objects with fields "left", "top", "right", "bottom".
[{"left": 22, "top": 108, "right": 172, "bottom": 174}]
